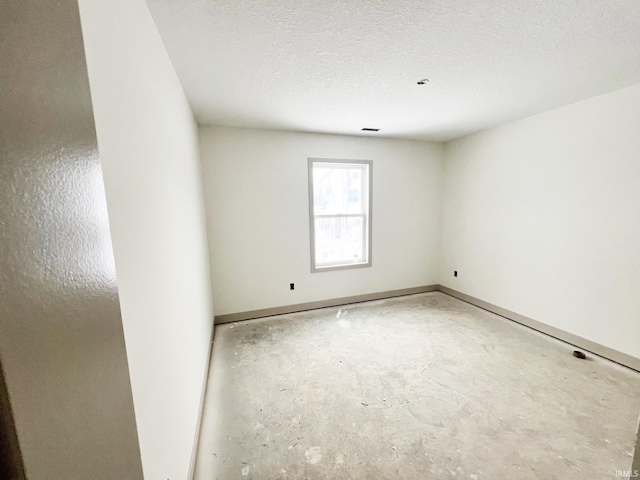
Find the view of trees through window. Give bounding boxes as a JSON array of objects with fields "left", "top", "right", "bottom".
[{"left": 309, "top": 160, "right": 371, "bottom": 271}]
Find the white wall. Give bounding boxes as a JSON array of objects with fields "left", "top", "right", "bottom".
[
  {"left": 78, "top": 1, "right": 214, "bottom": 479},
  {"left": 439, "top": 83, "right": 640, "bottom": 361},
  {"left": 0, "top": 2, "right": 142, "bottom": 479},
  {"left": 200, "top": 127, "right": 443, "bottom": 316}
]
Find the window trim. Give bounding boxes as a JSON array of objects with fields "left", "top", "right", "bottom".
[{"left": 308, "top": 158, "right": 373, "bottom": 273}]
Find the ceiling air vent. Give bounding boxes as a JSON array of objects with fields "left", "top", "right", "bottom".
[{"left": 361, "top": 128, "right": 379, "bottom": 132}]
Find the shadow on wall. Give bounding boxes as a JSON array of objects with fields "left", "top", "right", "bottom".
[{"left": 0, "top": 362, "right": 25, "bottom": 480}]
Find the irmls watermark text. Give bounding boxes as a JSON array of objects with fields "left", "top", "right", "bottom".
[{"left": 615, "top": 470, "right": 639, "bottom": 478}]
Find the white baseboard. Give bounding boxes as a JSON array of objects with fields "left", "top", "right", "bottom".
[
  {"left": 188, "top": 321, "right": 216, "bottom": 480},
  {"left": 214, "top": 285, "right": 439, "bottom": 324},
  {"left": 438, "top": 285, "right": 640, "bottom": 373},
  {"left": 213, "top": 284, "right": 640, "bottom": 372}
]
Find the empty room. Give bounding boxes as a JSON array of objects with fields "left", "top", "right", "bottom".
[{"left": 1, "top": 1, "right": 640, "bottom": 479}]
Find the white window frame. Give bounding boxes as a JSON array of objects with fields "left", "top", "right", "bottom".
[{"left": 308, "top": 158, "right": 372, "bottom": 273}]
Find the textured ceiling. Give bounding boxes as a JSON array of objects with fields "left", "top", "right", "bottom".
[{"left": 146, "top": 0, "right": 640, "bottom": 141}]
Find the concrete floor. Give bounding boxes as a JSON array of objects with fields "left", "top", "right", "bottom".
[{"left": 194, "top": 292, "right": 640, "bottom": 480}]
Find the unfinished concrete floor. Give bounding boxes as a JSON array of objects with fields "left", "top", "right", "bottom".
[{"left": 194, "top": 292, "right": 640, "bottom": 479}]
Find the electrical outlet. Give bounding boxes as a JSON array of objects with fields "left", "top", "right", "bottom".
[
  {"left": 454, "top": 271, "right": 458, "bottom": 277},
  {"left": 290, "top": 283, "right": 295, "bottom": 290}
]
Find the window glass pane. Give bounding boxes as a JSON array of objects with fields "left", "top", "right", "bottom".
[
  {"left": 309, "top": 159, "right": 371, "bottom": 272},
  {"left": 313, "top": 165, "right": 364, "bottom": 215},
  {"left": 314, "top": 216, "right": 364, "bottom": 267}
]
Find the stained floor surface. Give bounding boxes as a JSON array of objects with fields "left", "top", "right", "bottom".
[{"left": 194, "top": 292, "right": 640, "bottom": 479}]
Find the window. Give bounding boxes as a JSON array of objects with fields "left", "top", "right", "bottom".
[{"left": 308, "top": 158, "right": 372, "bottom": 272}]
